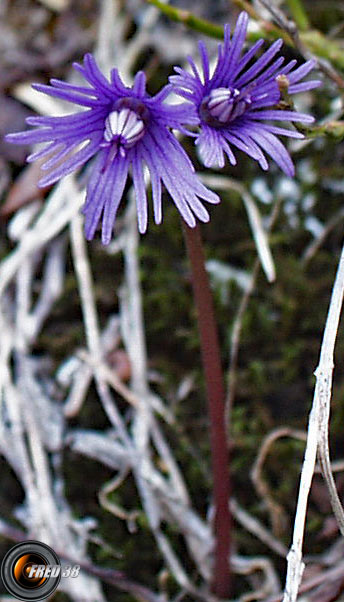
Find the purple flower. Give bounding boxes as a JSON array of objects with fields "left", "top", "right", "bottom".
[
  {"left": 6, "top": 55, "right": 219, "bottom": 244},
  {"left": 170, "top": 12, "right": 321, "bottom": 176}
]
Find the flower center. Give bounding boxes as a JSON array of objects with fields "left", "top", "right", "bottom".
[
  {"left": 200, "top": 87, "right": 252, "bottom": 127},
  {"left": 102, "top": 98, "right": 148, "bottom": 159}
]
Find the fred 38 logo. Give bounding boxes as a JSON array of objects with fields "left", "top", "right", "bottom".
[{"left": 1, "top": 541, "right": 80, "bottom": 601}]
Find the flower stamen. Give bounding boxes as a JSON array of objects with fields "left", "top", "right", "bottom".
[
  {"left": 200, "top": 86, "right": 252, "bottom": 127},
  {"left": 103, "top": 107, "right": 145, "bottom": 159}
]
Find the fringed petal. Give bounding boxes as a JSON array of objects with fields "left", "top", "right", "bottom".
[{"left": 132, "top": 151, "right": 148, "bottom": 233}]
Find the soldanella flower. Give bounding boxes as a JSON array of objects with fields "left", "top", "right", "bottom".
[
  {"left": 170, "top": 12, "right": 321, "bottom": 176},
  {"left": 6, "top": 55, "right": 219, "bottom": 244}
]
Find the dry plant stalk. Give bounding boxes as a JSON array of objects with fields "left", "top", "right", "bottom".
[{"left": 283, "top": 243, "right": 344, "bottom": 602}]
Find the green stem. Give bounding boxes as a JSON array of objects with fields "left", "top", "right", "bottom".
[
  {"left": 295, "top": 120, "right": 344, "bottom": 140},
  {"left": 277, "top": 75, "right": 344, "bottom": 140},
  {"left": 146, "top": 0, "right": 292, "bottom": 44},
  {"left": 286, "top": 0, "right": 310, "bottom": 31},
  {"left": 146, "top": 0, "right": 344, "bottom": 78},
  {"left": 300, "top": 30, "right": 344, "bottom": 71},
  {"left": 146, "top": 0, "right": 224, "bottom": 38}
]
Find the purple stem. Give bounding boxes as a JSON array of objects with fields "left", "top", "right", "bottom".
[{"left": 183, "top": 223, "right": 232, "bottom": 598}]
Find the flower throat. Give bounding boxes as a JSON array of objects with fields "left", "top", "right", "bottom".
[
  {"left": 200, "top": 87, "right": 252, "bottom": 128},
  {"left": 102, "top": 97, "right": 149, "bottom": 161}
]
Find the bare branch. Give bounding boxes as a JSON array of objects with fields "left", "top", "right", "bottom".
[{"left": 283, "top": 243, "right": 344, "bottom": 602}]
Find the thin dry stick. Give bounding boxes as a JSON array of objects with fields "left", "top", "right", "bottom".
[
  {"left": 302, "top": 207, "right": 344, "bottom": 266},
  {"left": 226, "top": 198, "right": 282, "bottom": 424},
  {"left": 315, "top": 458, "right": 344, "bottom": 473},
  {"left": 200, "top": 174, "right": 276, "bottom": 284},
  {"left": 230, "top": 499, "right": 288, "bottom": 558},
  {"left": 266, "top": 560, "right": 344, "bottom": 602},
  {"left": 283, "top": 242, "right": 344, "bottom": 602},
  {"left": 251, "top": 428, "right": 307, "bottom": 537},
  {"left": 69, "top": 213, "right": 132, "bottom": 447},
  {"left": 256, "top": 0, "right": 344, "bottom": 87}
]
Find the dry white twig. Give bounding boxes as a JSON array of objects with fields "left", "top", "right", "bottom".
[
  {"left": 251, "top": 427, "right": 307, "bottom": 536},
  {"left": 201, "top": 174, "right": 276, "bottom": 283},
  {"left": 283, "top": 242, "right": 344, "bottom": 602},
  {"left": 230, "top": 499, "right": 288, "bottom": 558}
]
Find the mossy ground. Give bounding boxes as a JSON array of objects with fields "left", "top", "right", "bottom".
[{"left": 1, "top": 1, "right": 344, "bottom": 599}]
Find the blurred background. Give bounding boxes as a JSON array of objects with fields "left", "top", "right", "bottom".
[{"left": 1, "top": 1, "right": 344, "bottom": 601}]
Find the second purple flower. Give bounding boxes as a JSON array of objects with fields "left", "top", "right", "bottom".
[{"left": 170, "top": 12, "right": 321, "bottom": 176}]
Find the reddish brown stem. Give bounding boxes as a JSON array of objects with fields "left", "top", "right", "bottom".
[{"left": 183, "top": 223, "right": 231, "bottom": 598}]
